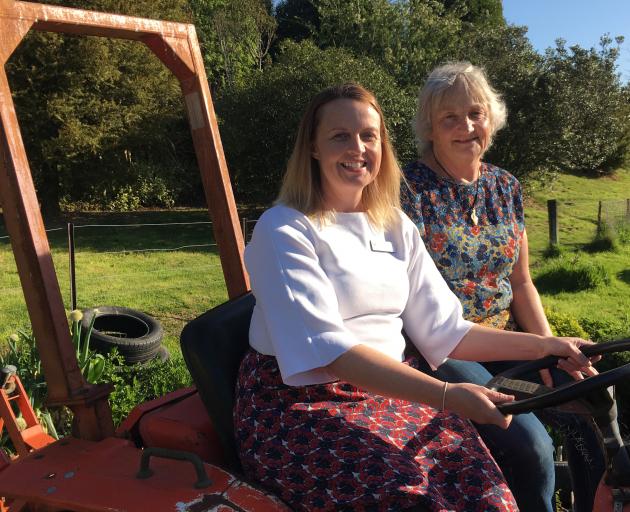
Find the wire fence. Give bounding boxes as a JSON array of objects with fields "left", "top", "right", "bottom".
[
  {"left": 600, "top": 199, "right": 630, "bottom": 234},
  {"left": 545, "top": 198, "right": 630, "bottom": 248},
  {"left": 0, "top": 217, "right": 260, "bottom": 342}
]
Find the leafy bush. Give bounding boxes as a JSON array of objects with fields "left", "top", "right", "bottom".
[
  {"left": 544, "top": 310, "right": 630, "bottom": 436},
  {"left": 579, "top": 317, "right": 630, "bottom": 343},
  {"left": 0, "top": 329, "right": 193, "bottom": 452},
  {"left": 217, "top": 40, "right": 416, "bottom": 204},
  {"left": 542, "top": 243, "right": 564, "bottom": 259},
  {"left": 545, "top": 308, "right": 588, "bottom": 338},
  {"left": 534, "top": 256, "right": 612, "bottom": 293},
  {"left": 617, "top": 224, "right": 630, "bottom": 246},
  {"left": 585, "top": 222, "right": 624, "bottom": 253},
  {"left": 580, "top": 318, "right": 630, "bottom": 436},
  {"left": 101, "top": 351, "right": 193, "bottom": 426}
]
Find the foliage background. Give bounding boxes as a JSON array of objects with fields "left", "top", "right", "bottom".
[{"left": 4, "top": 0, "right": 629, "bottom": 211}]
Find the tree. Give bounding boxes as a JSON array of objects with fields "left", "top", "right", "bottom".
[
  {"left": 191, "top": 0, "right": 276, "bottom": 89},
  {"left": 539, "top": 36, "right": 629, "bottom": 175},
  {"left": 454, "top": 25, "right": 629, "bottom": 179},
  {"left": 315, "top": 0, "right": 464, "bottom": 87},
  {"left": 453, "top": 23, "right": 554, "bottom": 180},
  {"left": 216, "top": 40, "right": 416, "bottom": 203},
  {"left": 441, "top": 0, "right": 504, "bottom": 27},
  {"left": 6, "top": 0, "right": 201, "bottom": 212},
  {"left": 274, "top": 0, "right": 320, "bottom": 44}
]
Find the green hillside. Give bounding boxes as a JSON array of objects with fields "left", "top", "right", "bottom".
[{"left": 525, "top": 169, "right": 630, "bottom": 337}]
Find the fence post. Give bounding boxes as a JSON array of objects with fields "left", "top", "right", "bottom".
[
  {"left": 547, "top": 200, "right": 559, "bottom": 246},
  {"left": 626, "top": 198, "right": 630, "bottom": 220},
  {"left": 597, "top": 200, "right": 603, "bottom": 236},
  {"left": 67, "top": 222, "right": 77, "bottom": 311}
]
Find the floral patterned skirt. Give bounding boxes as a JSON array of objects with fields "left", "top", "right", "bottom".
[{"left": 234, "top": 349, "right": 518, "bottom": 512}]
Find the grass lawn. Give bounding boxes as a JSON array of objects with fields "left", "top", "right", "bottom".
[
  {"left": 0, "top": 209, "right": 232, "bottom": 355},
  {"left": 1, "top": 168, "right": 629, "bottom": 355},
  {"left": 525, "top": 169, "right": 630, "bottom": 256},
  {"left": 524, "top": 168, "right": 630, "bottom": 335}
]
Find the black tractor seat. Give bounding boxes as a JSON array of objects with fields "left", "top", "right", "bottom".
[{"left": 180, "top": 291, "right": 255, "bottom": 474}]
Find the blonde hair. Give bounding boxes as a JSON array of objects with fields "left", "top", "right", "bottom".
[
  {"left": 277, "top": 83, "right": 401, "bottom": 229},
  {"left": 414, "top": 62, "right": 507, "bottom": 157}
]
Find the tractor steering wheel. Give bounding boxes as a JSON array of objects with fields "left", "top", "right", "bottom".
[{"left": 486, "top": 338, "right": 630, "bottom": 415}]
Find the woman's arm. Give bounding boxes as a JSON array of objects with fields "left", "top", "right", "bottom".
[
  {"left": 326, "top": 343, "right": 513, "bottom": 428},
  {"left": 449, "top": 324, "right": 596, "bottom": 377},
  {"left": 509, "top": 229, "right": 553, "bottom": 336}
]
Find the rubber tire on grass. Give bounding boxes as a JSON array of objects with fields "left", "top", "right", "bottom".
[{"left": 80, "top": 306, "right": 163, "bottom": 364}]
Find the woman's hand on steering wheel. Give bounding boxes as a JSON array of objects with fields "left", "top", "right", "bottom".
[
  {"left": 540, "top": 337, "right": 600, "bottom": 381},
  {"left": 445, "top": 382, "right": 515, "bottom": 429}
]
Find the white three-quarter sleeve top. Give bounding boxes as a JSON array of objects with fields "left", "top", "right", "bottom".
[{"left": 244, "top": 205, "right": 473, "bottom": 386}]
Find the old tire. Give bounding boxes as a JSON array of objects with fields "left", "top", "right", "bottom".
[{"left": 81, "top": 306, "right": 163, "bottom": 364}]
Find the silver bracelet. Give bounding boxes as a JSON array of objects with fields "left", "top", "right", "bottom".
[{"left": 441, "top": 382, "right": 449, "bottom": 411}]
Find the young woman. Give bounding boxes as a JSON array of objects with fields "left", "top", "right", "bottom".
[{"left": 235, "top": 83, "right": 595, "bottom": 511}]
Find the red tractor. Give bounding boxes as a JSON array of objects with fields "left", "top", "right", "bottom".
[{"left": 0, "top": 2, "right": 628, "bottom": 511}]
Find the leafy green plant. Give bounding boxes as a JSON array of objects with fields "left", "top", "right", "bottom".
[
  {"left": 1, "top": 323, "right": 194, "bottom": 450},
  {"left": 542, "top": 243, "right": 564, "bottom": 259},
  {"left": 69, "top": 309, "right": 105, "bottom": 384},
  {"left": 579, "top": 317, "right": 630, "bottom": 343},
  {"left": 544, "top": 310, "right": 630, "bottom": 436},
  {"left": 100, "top": 352, "right": 193, "bottom": 426},
  {"left": 586, "top": 222, "right": 621, "bottom": 253},
  {"left": 544, "top": 308, "right": 588, "bottom": 338},
  {"left": 0, "top": 330, "right": 61, "bottom": 443}
]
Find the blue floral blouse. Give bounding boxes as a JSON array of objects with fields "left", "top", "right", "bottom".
[{"left": 401, "top": 161, "right": 525, "bottom": 324}]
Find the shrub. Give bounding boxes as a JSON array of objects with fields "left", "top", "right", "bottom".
[
  {"left": 585, "top": 222, "right": 622, "bottom": 253},
  {"left": 534, "top": 256, "right": 612, "bottom": 293},
  {"left": 617, "top": 224, "right": 630, "bottom": 245},
  {"left": 581, "top": 319, "right": 630, "bottom": 437},
  {"left": 217, "top": 40, "right": 416, "bottom": 204},
  {"left": 545, "top": 312, "right": 630, "bottom": 436},
  {"left": 579, "top": 317, "right": 630, "bottom": 343},
  {"left": 101, "top": 351, "right": 193, "bottom": 426},
  {"left": 0, "top": 330, "right": 193, "bottom": 452},
  {"left": 542, "top": 243, "right": 564, "bottom": 259},
  {"left": 544, "top": 308, "right": 588, "bottom": 338}
]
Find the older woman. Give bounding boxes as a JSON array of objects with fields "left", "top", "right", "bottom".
[
  {"left": 401, "top": 62, "right": 604, "bottom": 512},
  {"left": 235, "top": 82, "right": 595, "bottom": 512}
]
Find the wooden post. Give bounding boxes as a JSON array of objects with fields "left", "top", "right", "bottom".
[
  {"left": 68, "top": 222, "right": 76, "bottom": 311},
  {"left": 597, "top": 200, "right": 603, "bottom": 236},
  {"left": 547, "top": 199, "right": 559, "bottom": 246}
]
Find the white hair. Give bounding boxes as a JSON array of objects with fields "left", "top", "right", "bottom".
[{"left": 414, "top": 61, "right": 507, "bottom": 156}]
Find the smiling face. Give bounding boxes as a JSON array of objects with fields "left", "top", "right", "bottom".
[
  {"left": 430, "top": 79, "right": 491, "bottom": 171},
  {"left": 312, "top": 98, "right": 382, "bottom": 212}
]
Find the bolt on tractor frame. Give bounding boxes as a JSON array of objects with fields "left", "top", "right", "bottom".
[{"left": 0, "top": 2, "right": 293, "bottom": 511}]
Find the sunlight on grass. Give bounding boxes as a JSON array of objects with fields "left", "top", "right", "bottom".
[
  {"left": 1, "top": 170, "right": 629, "bottom": 352},
  {"left": 524, "top": 169, "right": 630, "bottom": 336},
  {"left": 0, "top": 217, "right": 229, "bottom": 354}
]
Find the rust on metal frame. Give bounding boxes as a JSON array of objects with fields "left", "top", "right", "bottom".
[{"left": 0, "top": 0, "right": 249, "bottom": 441}]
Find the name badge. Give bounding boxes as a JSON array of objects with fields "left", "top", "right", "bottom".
[{"left": 370, "top": 239, "right": 394, "bottom": 253}]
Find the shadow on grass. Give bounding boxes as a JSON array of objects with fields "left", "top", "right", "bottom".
[
  {"left": 534, "top": 259, "right": 611, "bottom": 294},
  {"left": 618, "top": 269, "right": 630, "bottom": 285}
]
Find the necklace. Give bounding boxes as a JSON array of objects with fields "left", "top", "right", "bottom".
[{"left": 431, "top": 150, "right": 481, "bottom": 226}]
